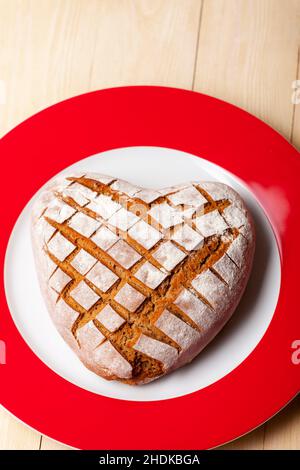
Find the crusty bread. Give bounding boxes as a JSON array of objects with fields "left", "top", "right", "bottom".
[{"left": 31, "top": 173, "right": 255, "bottom": 385}]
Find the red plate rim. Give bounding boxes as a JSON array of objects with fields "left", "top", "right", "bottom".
[{"left": 0, "top": 86, "right": 299, "bottom": 449}]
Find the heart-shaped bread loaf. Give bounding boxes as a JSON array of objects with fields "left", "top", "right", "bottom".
[{"left": 32, "top": 173, "right": 255, "bottom": 385}]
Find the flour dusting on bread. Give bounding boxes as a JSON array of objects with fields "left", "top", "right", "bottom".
[{"left": 31, "top": 173, "right": 255, "bottom": 385}]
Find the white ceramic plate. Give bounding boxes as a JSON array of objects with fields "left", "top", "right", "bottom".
[{"left": 4, "top": 146, "right": 280, "bottom": 401}]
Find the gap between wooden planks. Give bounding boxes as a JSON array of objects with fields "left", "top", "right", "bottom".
[{"left": 0, "top": 0, "right": 299, "bottom": 450}]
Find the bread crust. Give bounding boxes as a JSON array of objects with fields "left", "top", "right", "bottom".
[{"left": 31, "top": 174, "right": 255, "bottom": 385}]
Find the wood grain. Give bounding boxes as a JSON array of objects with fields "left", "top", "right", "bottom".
[
  {"left": 264, "top": 395, "right": 300, "bottom": 449},
  {"left": 0, "top": 406, "right": 40, "bottom": 450},
  {"left": 0, "top": 0, "right": 202, "bottom": 138},
  {"left": 194, "top": 0, "right": 300, "bottom": 140},
  {"left": 0, "top": 0, "right": 299, "bottom": 450}
]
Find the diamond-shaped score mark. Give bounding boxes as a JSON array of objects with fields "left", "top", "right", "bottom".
[
  {"left": 128, "top": 219, "right": 162, "bottom": 250},
  {"left": 61, "top": 179, "right": 98, "bottom": 205},
  {"left": 114, "top": 283, "right": 146, "bottom": 312},
  {"left": 225, "top": 234, "right": 247, "bottom": 268},
  {"left": 152, "top": 241, "right": 187, "bottom": 271},
  {"left": 68, "top": 211, "right": 101, "bottom": 237},
  {"left": 86, "top": 262, "right": 119, "bottom": 293},
  {"left": 111, "top": 179, "right": 141, "bottom": 196},
  {"left": 63, "top": 189, "right": 89, "bottom": 207},
  {"left": 49, "top": 268, "right": 71, "bottom": 294},
  {"left": 222, "top": 204, "right": 246, "bottom": 228},
  {"left": 133, "top": 188, "right": 161, "bottom": 203},
  {"left": 47, "top": 232, "right": 76, "bottom": 261},
  {"left": 70, "top": 249, "right": 97, "bottom": 275},
  {"left": 36, "top": 218, "right": 56, "bottom": 243},
  {"left": 195, "top": 210, "right": 228, "bottom": 238},
  {"left": 44, "top": 200, "right": 76, "bottom": 224},
  {"left": 70, "top": 280, "right": 100, "bottom": 310},
  {"left": 148, "top": 202, "right": 184, "bottom": 229},
  {"left": 96, "top": 305, "right": 125, "bottom": 332},
  {"left": 107, "top": 239, "right": 141, "bottom": 269},
  {"left": 191, "top": 270, "right": 227, "bottom": 309},
  {"left": 174, "top": 288, "right": 213, "bottom": 328},
  {"left": 86, "top": 194, "right": 121, "bottom": 220},
  {"left": 76, "top": 321, "right": 105, "bottom": 351},
  {"left": 167, "top": 185, "right": 207, "bottom": 207},
  {"left": 83, "top": 173, "right": 115, "bottom": 185},
  {"left": 155, "top": 309, "right": 200, "bottom": 349},
  {"left": 133, "top": 334, "right": 178, "bottom": 369},
  {"left": 135, "top": 262, "right": 168, "bottom": 289},
  {"left": 108, "top": 207, "right": 140, "bottom": 231},
  {"left": 56, "top": 298, "right": 79, "bottom": 331},
  {"left": 93, "top": 341, "right": 132, "bottom": 379},
  {"left": 68, "top": 181, "right": 98, "bottom": 200},
  {"left": 213, "top": 254, "right": 241, "bottom": 287},
  {"left": 157, "top": 184, "right": 187, "bottom": 197},
  {"left": 171, "top": 224, "right": 204, "bottom": 251},
  {"left": 91, "top": 225, "right": 119, "bottom": 251}
]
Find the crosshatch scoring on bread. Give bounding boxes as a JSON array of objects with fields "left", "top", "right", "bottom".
[{"left": 31, "top": 173, "right": 255, "bottom": 385}]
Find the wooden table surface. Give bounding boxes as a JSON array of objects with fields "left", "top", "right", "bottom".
[{"left": 0, "top": 0, "right": 299, "bottom": 450}]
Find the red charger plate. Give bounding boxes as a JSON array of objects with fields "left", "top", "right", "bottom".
[{"left": 0, "top": 86, "right": 299, "bottom": 449}]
